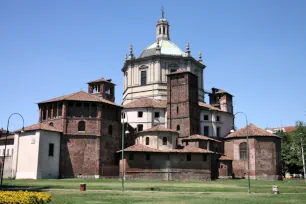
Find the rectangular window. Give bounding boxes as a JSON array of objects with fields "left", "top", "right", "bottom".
[
  {"left": 137, "top": 124, "right": 143, "bottom": 132},
  {"left": 203, "top": 154, "right": 207, "bottom": 162},
  {"left": 204, "top": 115, "right": 209, "bottom": 121},
  {"left": 141, "top": 70, "right": 147, "bottom": 85},
  {"left": 48, "top": 143, "right": 54, "bottom": 157},
  {"left": 217, "top": 116, "right": 220, "bottom": 122},
  {"left": 187, "top": 154, "right": 191, "bottom": 161},
  {"left": 122, "top": 113, "right": 125, "bottom": 119},
  {"left": 217, "top": 127, "right": 221, "bottom": 137},
  {"left": 154, "top": 112, "right": 160, "bottom": 118},
  {"left": 204, "top": 126, "right": 209, "bottom": 136},
  {"left": 138, "top": 111, "right": 143, "bottom": 118}
]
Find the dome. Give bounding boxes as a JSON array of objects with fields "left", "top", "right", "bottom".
[{"left": 139, "top": 40, "right": 185, "bottom": 58}]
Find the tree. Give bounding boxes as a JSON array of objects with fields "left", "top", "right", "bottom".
[{"left": 278, "top": 121, "right": 306, "bottom": 175}]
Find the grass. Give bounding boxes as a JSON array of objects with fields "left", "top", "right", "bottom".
[{"left": 3, "top": 179, "right": 306, "bottom": 203}]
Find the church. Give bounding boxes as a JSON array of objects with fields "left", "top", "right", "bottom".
[{"left": 3, "top": 11, "right": 281, "bottom": 180}]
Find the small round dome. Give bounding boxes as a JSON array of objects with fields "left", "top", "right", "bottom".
[
  {"left": 158, "top": 18, "right": 168, "bottom": 23},
  {"left": 139, "top": 40, "right": 185, "bottom": 58}
]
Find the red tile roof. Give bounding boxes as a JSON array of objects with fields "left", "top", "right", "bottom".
[
  {"left": 182, "top": 134, "right": 222, "bottom": 143},
  {"left": 118, "top": 144, "right": 214, "bottom": 154},
  {"left": 198, "top": 102, "right": 225, "bottom": 112},
  {"left": 87, "top": 78, "right": 115, "bottom": 85},
  {"left": 283, "top": 126, "right": 296, "bottom": 132},
  {"left": 124, "top": 98, "right": 167, "bottom": 109},
  {"left": 166, "top": 69, "right": 196, "bottom": 76},
  {"left": 38, "top": 91, "right": 121, "bottom": 107},
  {"left": 0, "top": 135, "right": 14, "bottom": 141},
  {"left": 139, "top": 125, "right": 178, "bottom": 133},
  {"left": 219, "top": 155, "right": 232, "bottom": 160},
  {"left": 15, "top": 123, "right": 62, "bottom": 133},
  {"left": 226, "top": 124, "right": 280, "bottom": 139}
]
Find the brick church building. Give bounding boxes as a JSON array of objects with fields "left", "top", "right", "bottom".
[{"left": 6, "top": 11, "right": 281, "bottom": 180}]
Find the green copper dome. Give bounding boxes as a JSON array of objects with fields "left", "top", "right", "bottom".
[{"left": 139, "top": 40, "right": 185, "bottom": 58}]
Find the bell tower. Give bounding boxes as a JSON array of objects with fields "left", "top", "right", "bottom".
[
  {"left": 88, "top": 78, "right": 115, "bottom": 102},
  {"left": 156, "top": 8, "right": 170, "bottom": 41}
]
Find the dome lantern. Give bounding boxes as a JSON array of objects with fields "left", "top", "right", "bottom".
[{"left": 156, "top": 7, "right": 170, "bottom": 41}]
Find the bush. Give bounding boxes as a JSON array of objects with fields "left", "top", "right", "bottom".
[{"left": 0, "top": 191, "right": 51, "bottom": 204}]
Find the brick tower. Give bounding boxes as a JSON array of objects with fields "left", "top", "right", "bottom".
[{"left": 167, "top": 70, "right": 200, "bottom": 142}]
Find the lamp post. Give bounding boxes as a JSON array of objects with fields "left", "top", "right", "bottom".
[
  {"left": 299, "top": 133, "right": 306, "bottom": 181},
  {"left": 1, "top": 113, "right": 24, "bottom": 187},
  {"left": 121, "top": 111, "right": 129, "bottom": 192},
  {"left": 230, "top": 112, "right": 250, "bottom": 194}
]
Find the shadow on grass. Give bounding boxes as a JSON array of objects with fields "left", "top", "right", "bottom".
[{"left": 1, "top": 185, "right": 52, "bottom": 192}]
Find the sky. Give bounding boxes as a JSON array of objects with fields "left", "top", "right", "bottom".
[{"left": 0, "top": 0, "right": 305, "bottom": 131}]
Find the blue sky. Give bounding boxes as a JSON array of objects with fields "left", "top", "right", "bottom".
[{"left": 0, "top": 1, "right": 305, "bottom": 131}]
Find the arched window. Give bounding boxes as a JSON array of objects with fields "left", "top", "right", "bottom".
[
  {"left": 162, "top": 137, "right": 167, "bottom": 145},
  {"left": 146, "top": 137, "right": 150, "bottom": 145},
  {"left": 239, "top": 142, "right": 247, "bottom": 160},
  {"left": 159, "top": 27, "right": 161, "bottom": 34},
  {"left": 163, "top": 26, "right": 165, "bottom": 34},
  {"left": 78, "top": 121, "right": 85, "bottom": 132},
  {"left": 108, "top": 125, "right": 112, "bottom": 136},
  {"left": 177, "top": 125, "right": 180, "bottom": 131}
]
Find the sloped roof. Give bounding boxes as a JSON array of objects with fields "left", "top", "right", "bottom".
[
  {"left": 15, "top": 123, "right": 62, "bottom": 133},
  {"left": 182, "top": 134, "right": 222, "bottom": 143},
  {"left": 226, "top": 124, "right": 280, "bottom": 139},
  {"left": 118, "top": 144, "right": 214, "bottom": 154},
  {"left": 283, "top": 126, "right": 296, "bottom": 132},
  {"left": 124, "top": 98, "right": 167, "bottom": 109},
  {"left": 87, "top": 78, "right": 115, "bottom": 85},
  {"left": 0, "top": 135, "right": 15, "bottom": 141},
  {"left": 198, "top": 102, "right": 225, "bottom": 112},
  {"left": 139, "top": 125, "right": 178, "bottom": 133},
  {"left": 166, "top": 69, "right": 196, "bottom": 76},
  {"left": 38, "top": 91, "right": 121, "bottom": 107}
]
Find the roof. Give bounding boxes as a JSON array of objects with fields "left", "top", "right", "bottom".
[
  {"left": 87, "top": 78, "right": 115, "bottom": 85},
  {"left": 198, "top": 102, "right": 225, "bottom": 112},
  {"left": 15, "top": 123, "right": 62, "bottom": 133},
  {"left": 213, "top": 88, "right": 232, "bottom": 96},
  {"left": 166, "top": 69, "right": 197, "bottom": 77},
  {"left": 140, "top": 40, "right": 185, "bottom": 58},
  {"left": 266, "top": 126, "right": 296, "bottom": 133},
  {"left": 219, "top": 155, "right": 232, "bottom": 160},
  {"left": 139, "top": 125, "right": 178, "bottom": 133},
  {"left": 38, "top": 91, "right": 121, "bottom": 107},
  {"left": 118, "top": 144, "right": 214, "bottom": 154},
  {"left": 0, "top": 135, "right": 14, "bottom": 141},
  {"left": 284, "top": 126, "right": 296, "bottom": 132},
  {"left": 225, "top": 124, "right": 280, "bottom": 139},
  {"left": 182, "top": 134, "right": 222, "bottom": 143},
  {"left": 124, "top": 98, "right": 167, "bottom": 109}
]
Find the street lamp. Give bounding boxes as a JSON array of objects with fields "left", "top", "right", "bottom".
[
  {"left": 230, "top": 112, "right": 250, "bottom": 194},
  {"left": 1, "top": 113, "right": 24, "bottom": 187},
  {"left": 121, "top": 111, "right": 129, "bottom": 192},
  {"left": 299, "top": 133, "right": 306, "bottom": 181}
]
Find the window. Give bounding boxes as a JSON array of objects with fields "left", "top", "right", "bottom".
[
  {"left": 204, "top": 126, "right": 209, "bottom": 136},
  {"left": 146, "top": 137, "right": 150, "bottom": 145},
  {"left": 122, "top": 113, "right": 125, "bottom": 119},
  {"left": 146, "top": 153, "right": 150, "bottom": 161},
  {"left": 204, "top": 115, "right": 209, "bottom": 121},
  {"left": 90, "top": 103, "right": 97, "bottom": 117},
  {"left": 186, "top": 141, "right": 189, "bottom": 146},
  {"left": 57, "top": 103, "right": 62, "bottom": 117},
  {"left": 137, "top": 124, "right": 143, "bottom": 132},
  {"left": 7, "top": 149, "right": 9, "bottom": 156},
  {"left": 138, "top": 111, "right": 143, "bottom": 118},
  {"left": 49, "top": 122, "right": 54, "bottom": 127},
  {"left": 217, "top": 127, "right": 221, "bottom": 137},
  {"left": 78, "top": 121, "right": 85, "bottom": 132},
  {"left": 129, "top": 153, "right": 134, "bottom": 160},
  {"left": 169, "top": 64, "right": 178, "bottom": 73},
  {"left": 217, "top": 116, "right": 220, "bottom": 122},
  {"left": 162, "top": 137, "right": 167, "bottom": 145},
  {"left": 141, "top": 70, "right": 147, "bottom": 85},
  {"left": 187, "top": 154, "right": 191, "bottom": 161},
  {"left": 240, "top": 142, "right": 247, "bottom": 160},
  {"left": 154, "top": 112, "right": 160, "bottom": 118},
  {"left": 83, "top": 103, "right": 90, "bottom": 117},
  {"left": 203, "top": 154, "right": 207, "bottom": 162},
  {"left": 75, "top": 103, "right": 82, "bottom": 117},
  {"left": 177, "top": 125, "right": 180, "bottom": 131},
  {"left": 108, "top": 125, "right": 113, "bottom": 136},
  {"left": 48, "top": 143, "right": 54, "bottom": 157},
  {"left": 177, "top": 106, "right": 179, "bottom": 113},
  {"left": 2, "top": 149, "right": 4, "bottom": 156}
]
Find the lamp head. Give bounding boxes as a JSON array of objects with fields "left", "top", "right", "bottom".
[
  {"left": 230, "top": 129, "right": 235, "bottom": 133},
  {"left": 125, "top": 130, "right": 130, "bottom": 134},
  {"left": 21, "top": 127, "right": 25, "bottom": 133}
]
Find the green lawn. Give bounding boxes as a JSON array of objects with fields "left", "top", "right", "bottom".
[{"left": 3, "top": 179, "right": 306, "bottom": 203}]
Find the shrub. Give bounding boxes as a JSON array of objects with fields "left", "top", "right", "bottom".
[{"left": 0, "top": 190, "right": 51, "bottom": 204}]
